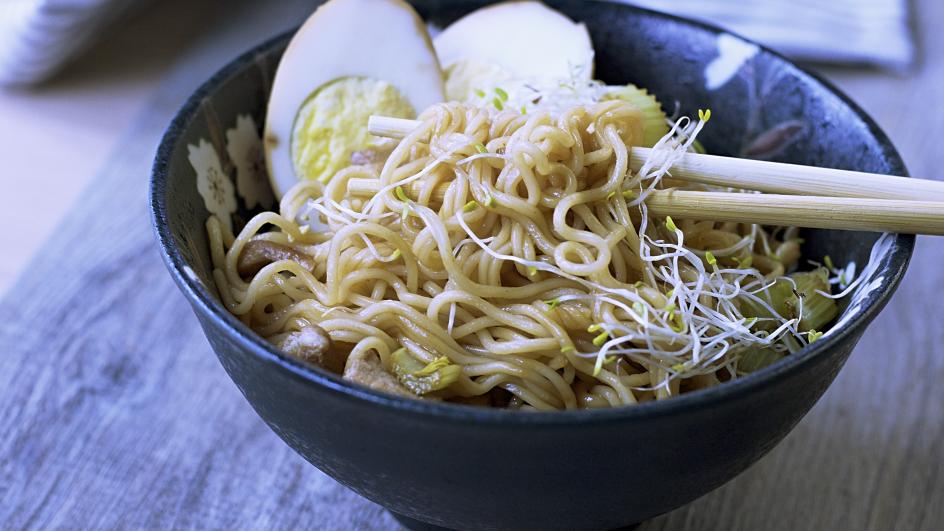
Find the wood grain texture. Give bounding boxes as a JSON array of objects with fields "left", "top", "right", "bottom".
[
  {"left": 0, "top": 1, "right": 394, "bottom": 529},
  {"left": 646, "top": 191, "right": 944, "bottom": 235},
  {"left": 1, "top": 1, "right": 942, "bottom": 530}
]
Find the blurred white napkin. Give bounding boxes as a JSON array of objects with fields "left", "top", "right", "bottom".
[
  {"left": 621, "top": 0, "right": 913, "bottom": 69},
  {"left": 0, "top": 0, "right": 915, "bottom": 86},
  {"left": 0, "top": 0, "right": 149, "bottom": 86}
]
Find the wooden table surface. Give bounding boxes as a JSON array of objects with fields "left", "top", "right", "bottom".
[{"left": 1, "top": 1, "right": 941, "bottom": 529}]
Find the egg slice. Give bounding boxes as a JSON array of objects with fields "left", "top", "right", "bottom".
[
  {"left": 264, "top": 0, "right": 444, "bottom": 198},
  {"left": 434, "top": 1, "right": 594, "bottom": 101}
]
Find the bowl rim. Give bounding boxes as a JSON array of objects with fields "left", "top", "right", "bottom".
[{"left": 150, "top": 0, "right": 914, "bottom": 425}]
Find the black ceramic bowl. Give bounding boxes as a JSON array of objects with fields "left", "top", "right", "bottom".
[{"left": 150, "top": 1, "right": 913, "bottom": 529}]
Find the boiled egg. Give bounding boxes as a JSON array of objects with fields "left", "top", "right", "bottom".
[
  {"left": 434, "top": 1, "right": 594, "bottom": 101},
  {"left": 264, "top": 0, "right": 444, "bottom": 198}
]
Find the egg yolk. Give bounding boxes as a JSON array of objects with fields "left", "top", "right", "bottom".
[{"left": 291, "top": 76, "right": 415, "bottom": 183}]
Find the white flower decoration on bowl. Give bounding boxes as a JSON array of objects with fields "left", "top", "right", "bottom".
[
  {"left": 704, "top": 34, "right": 759, "bottom": 91},
  {"left": 226, "top": 115, "right": 275, "bottom": 210},
  {"left": 189, "top": 139, "right": 237, "bottom": 232}
]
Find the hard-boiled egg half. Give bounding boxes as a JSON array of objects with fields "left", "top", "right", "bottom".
[
  {"left": 264, "top": 0, "right": 444, "bottom": 198},
  {"left": 435, "top": 1, "right": 670, "bottom": 147},
  {"left": 433, "top": 1, "right": 595, "bottom": 102}
]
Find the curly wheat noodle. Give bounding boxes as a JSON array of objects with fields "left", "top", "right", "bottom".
[{"left": 207, "top": 101, "right": 810, "bottom": 411}]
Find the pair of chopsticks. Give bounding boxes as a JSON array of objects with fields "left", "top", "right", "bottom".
[{"left": 366, "top": 116, "right": 944, "bottom": 235}]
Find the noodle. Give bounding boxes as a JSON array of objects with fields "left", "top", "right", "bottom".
[{"left": 208, "top": 100, "right": 816, "bottom": 410}]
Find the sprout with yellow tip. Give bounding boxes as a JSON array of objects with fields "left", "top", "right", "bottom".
[
  {"left": 392, "top": 348, "right": 460, "bottom": 395},
  {"left": 665, "top": 216, "right": 678, "bottom": 232},
  {"left": 592, "top": 331, "right": 609, "bottom": 347},
  {"left": 705, "top": 251, "right": 717, "bottom": 267}
]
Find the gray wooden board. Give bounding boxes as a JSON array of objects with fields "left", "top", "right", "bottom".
[{"left": 1, "top": 0, "right": 941, "bottom": 529}]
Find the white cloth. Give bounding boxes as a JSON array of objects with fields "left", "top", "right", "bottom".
[
  {"left": 621, "top": 0, "right": 913, "bottom": 69},
  {"left": 0, "top": 0, "right": 149, "bottom": 86},
  {"left": 0, "top": 0, "right": 915, "bottom": 86}
]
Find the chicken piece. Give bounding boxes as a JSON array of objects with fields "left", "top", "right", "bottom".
[
  {"left": 343, "top": 349, "right": 413, "bottom": 398},
  {"left": 279, "top": 325, "right": 344, "bottom": 373},
  {"left": 237, "top": 239, "right": 317, "bottom": 277}
]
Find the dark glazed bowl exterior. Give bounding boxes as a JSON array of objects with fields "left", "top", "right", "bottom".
[{"left": 150, "top": 1, "right": 913, "bottom": 529}]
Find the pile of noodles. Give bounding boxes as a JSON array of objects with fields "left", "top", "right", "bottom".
[{"left": 207, "top": 99, "right": 814, "bottom": 410}]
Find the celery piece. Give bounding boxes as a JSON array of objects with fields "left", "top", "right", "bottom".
[
  {"left": 790, "top": 268, "right": 838, "bottom": 331},
  {"left": 603, "top": 84, "right": 670, "bottom": 147},
  {"left": 737, "top": 347, "right": 785, "bottom": 375},
  {"left": 742, "top": 268, "right": 837, "bottom": 332},
  {"left": 392, "top": 348, "right": 460, "bottom": 395}
]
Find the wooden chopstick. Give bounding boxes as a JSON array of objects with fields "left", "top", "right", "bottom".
[
  {"left": 345, "top": 178, "right": 944, "bottom": 235},
  {"left": 646, "top": 191, "right": 944, "bottom": 235},
  {"left": 632, "top": 149, "right": 944, "bottom": 202},
  {"left": 367, "top": 116, "right": 944, "bottom": 202},
  {"left": 363, "top": 115, "right": 944, "bottom": 234}
]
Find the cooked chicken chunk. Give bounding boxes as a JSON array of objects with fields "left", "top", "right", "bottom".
[
  {"left": 343, "top": 349, "right": 413, "bottom": 397},
  {"left": 237, "top": 239, "right": 317, "bottom": 277}
]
